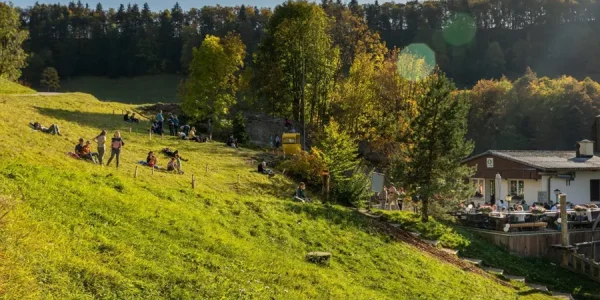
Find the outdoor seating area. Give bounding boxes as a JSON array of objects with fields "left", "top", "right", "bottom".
[{"left": 454, "top": 207, "right": 600, "bottom": 232}]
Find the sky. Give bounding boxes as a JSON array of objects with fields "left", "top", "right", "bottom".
[{"left": 10, "top": 0, "right": 392, "bottom": 10}]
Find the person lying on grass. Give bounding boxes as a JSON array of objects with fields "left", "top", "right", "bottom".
[
  {"left": 161, "top": 148, "right": 189, "bottom": 161},
  {"left": 30, "top": 121, "right": 61, "bottom": 135},
  {"left": 166, "top": 156, "right": 184, "bottom": 174}
]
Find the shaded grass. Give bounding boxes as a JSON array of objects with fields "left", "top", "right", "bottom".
[
  {"left": 0, "top": 78, "right": 35, "bottom": 94},
  {"left": 59, "top": 75, "right": 181, "bottom": 104},
  {"left": 381, "top": 210, "right": 600, "bottom": 299},
  {"left": 0, "top": 93, "right": 553, "bottom": 299}
]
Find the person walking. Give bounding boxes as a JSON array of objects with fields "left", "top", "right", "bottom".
[
  {"left": 275, "top": 134, "right": 281, "bottom": 148},
  {"left": 156, "top": 110, "right": 164, "bottom": 135},
  {"left": 106, "top": 131, "right": 125, "bottom": 168},
  {"left": 94, "top": 130, "right": 107, "bottom": 165}
]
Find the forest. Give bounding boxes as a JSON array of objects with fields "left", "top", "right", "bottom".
[
  {"left": 17, "top": 0, "right": 600, "bottom": 85},
  {"left": 11, "top": 0, "right": 600, "bottom": 154}
]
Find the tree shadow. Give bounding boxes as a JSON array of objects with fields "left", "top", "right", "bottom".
[{"left": 34, "top": 107, "right": 151, "bottom": 132}]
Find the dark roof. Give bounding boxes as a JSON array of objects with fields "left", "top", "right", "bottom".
[{"left": 465, "top": 150, "right": 600, "bottom": 171}]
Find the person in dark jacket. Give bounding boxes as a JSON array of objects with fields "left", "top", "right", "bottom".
[{"left": 106, "top": 131, "right": 125, "bottom": 168}]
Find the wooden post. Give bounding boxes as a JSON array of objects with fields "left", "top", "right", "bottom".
[
  {"left": 134, "top": 166, "right": 138, "bottom": 178},
  {"left": 238, "top": 174, "right": 240, "bottom": 184},
  {"left": 205, "top": 164, "right": 208, "bottom": 174},
  {"left": 560, "top": 193, "right": 569, "bottom": 267},
  {"left": 129, "top": 127, "right": 132, "bottom": 133},
  {"left": 192, "top": 175, "right": 196, "bottom": 189},
  {"left": 149, "top": 130, "right": 152, "bottom": 140}
]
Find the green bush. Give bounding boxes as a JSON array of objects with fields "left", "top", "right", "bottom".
[{"left": 278, "top": 148, "right": 327, "bottom": 187}]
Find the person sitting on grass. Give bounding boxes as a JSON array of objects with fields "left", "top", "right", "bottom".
[
  {"left": 147, "top": 151, "right": 158, "bottom": 168},
  {"left": 30, "top": 122, "right": 61, "bottom": 135},
  {"left": 177, "top": 131, "right": 187, "bottom": 140},
  {"left": 167, "top": 156, "right": 184, "bottom": 174},
  {"left": 124, "top": 112, "right": 130, "bottom": 122},
  {"left": 130, "top": 113, "right": 139, "bottom": 123},
  {"left": 75, "top": 139, "right": 99, "bottom": 163},
  {"left": 257, "top": 161, "right": 274, "bottom": 176},
  {"left": 294, "top": 182, "right": 310, "bottom": 202}
]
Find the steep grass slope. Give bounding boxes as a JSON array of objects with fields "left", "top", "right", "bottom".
[
  {"left": 0, "top": 93, "right": 552, "bottom": 299},
  {"left": 0, "top": 78, "right": 35, "bottom": 94}
]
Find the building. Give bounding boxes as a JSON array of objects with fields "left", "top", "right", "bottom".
[{"left": 463, "top": 140, "right": 600, "bottom": 206}]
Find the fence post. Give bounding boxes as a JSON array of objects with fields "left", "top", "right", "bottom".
[
  {"left": 129, "top": 127, "right": 132, "bottom": 133},
  {"left": 238, "top": 174, "right": 240, "bottom": 184},
  {"left": 192, "top": 175, "right": 196, "bottom": 189},
  {"left": 560, "top": 193, "right": 569, "bottom": 267},
  {"left": 205, "top": 164, "right": 208, "bottom": 174},
  {"left": 149, "top": 130, "right": 152, "bottom": 140},
  {"left": 134, "top": 166, "right": 138, "bottom": 178}
]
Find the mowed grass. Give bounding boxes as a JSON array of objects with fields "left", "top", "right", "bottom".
[
  {"left": 0, "top": 78, "right": 35, "bottom": 94},
  {"left": 0, "top": 92, "right": 554, "bottom": 299},
  {"left": 59, "top": 75, "right": 181, "bottom": 104}
]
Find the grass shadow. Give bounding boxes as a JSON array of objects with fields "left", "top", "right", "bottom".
[{"left": 35, "top": 107, "right": 151, "bottom": 132}]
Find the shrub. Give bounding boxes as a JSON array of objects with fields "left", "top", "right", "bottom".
[{"left": 279, "top": 147, "right": 327, "bottom": 187}]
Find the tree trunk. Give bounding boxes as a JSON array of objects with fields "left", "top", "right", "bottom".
[{"left": 421, "top": 199, "right": 429, "bottom": 222}]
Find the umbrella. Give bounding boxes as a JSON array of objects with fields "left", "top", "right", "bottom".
[{"left": 495, "top": 173, "right": 502, "bottom": 212}]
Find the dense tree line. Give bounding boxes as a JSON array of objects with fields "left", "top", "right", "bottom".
[
  {"left": 17, "top": 0, "right": 600, "bottom": 87},
  {"left": 18, "top": 1, "right": 271, "bottom": 84}
]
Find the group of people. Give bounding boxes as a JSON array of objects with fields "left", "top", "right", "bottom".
[
  {"left": 462, "top": 199, "right": 576, "bottom": 213},
  {"left": 123, "top": 112, "right": 139, "bottom": 123},
  {"left": 71, "top": 130, "right": 124, "bottom": 167},
  {"left": 226, "top": 135, "right": 239, "bottom": 148},
  {"left": 373, "top": 184, "right": 405, "bottom": 210},
  {"left": 269, "top": 134, "right": 281, "bottom": 148}
]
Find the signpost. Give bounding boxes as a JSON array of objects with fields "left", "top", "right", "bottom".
[{"left": 371, "top": 172, "right": 384, "bottom": 193}]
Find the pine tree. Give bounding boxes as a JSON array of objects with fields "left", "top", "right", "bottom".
[
  {"left": 40, "top": 67, "right": 60, "bottom": 92},
  {"left": 393, "top": 71, "right": 474, "bottom": 222}
]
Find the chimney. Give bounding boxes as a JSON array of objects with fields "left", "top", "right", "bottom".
[
  {"left": 593, "top": 115, "right": 600, "bottom": 152},
  {"left": 578, "top": 140, "right": 594, "bottom": 158}
]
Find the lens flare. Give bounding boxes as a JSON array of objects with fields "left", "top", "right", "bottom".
[
  {"left": 442, "top": 13, "right": 477, "bottom": 46},
  {"left": 397, "top": 43, "right": 436, "bottom": 81}
]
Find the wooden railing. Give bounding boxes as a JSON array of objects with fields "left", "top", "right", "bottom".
[{"left": 564, "top": 252, "right": 600, "bottom": 282}]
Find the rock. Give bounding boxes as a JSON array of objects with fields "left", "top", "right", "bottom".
[
  {"left": 483, "top": 267, "right": 504, "bottom": 275},
  {"left": 504, "top": 275, "right": 526, "bottom": 283},
  {"left": 441, "top": 248, "right": 458, "bottom": 256},
  {"left": 551, "top": 292, "right": 574, "bottom": 300},
  {"left": 462, "top": 258, "right": 482, "bottom": 265},
  {"left": 422, "top": 239, "right": 440, "bottom": 247},
  {"left": 306, "top": 252, "right": 331, "bottom": 265},
  {"left": 526, "top": 283, "right": 549, "bottom": 292}
]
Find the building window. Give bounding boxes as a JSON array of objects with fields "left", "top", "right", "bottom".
[
  {"left": 591, "top": 180, "right": 600, "bottom": 202},
  {"left": 471, "top": 179, "right": 484, "bottom": 197},
  {"left": 510, "top": 180, "right": 524, "bottom": 199}
]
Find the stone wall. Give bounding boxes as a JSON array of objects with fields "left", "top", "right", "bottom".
[{"left": 243, "top": 112, "right": 294, "bottom": 147}]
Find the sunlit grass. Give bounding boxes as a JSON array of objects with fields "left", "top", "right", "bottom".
[
  {"left": 0, "top": 78, "right": 35, "bottom": 94},
  {"left": 0, "top": 92, "right": 553, "bottom": 299}
]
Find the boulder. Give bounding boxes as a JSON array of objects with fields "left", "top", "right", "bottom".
[{"left": 306, "top": 252, "right": 331, "bottom": 265}]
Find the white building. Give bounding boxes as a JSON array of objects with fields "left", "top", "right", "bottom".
[{"left": 463, "top": 140, "right": 600, "bottom": 206}]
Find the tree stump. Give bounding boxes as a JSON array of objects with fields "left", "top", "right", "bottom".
[{"left": 306, "top": 252, "right": 331, "bottom": 265}]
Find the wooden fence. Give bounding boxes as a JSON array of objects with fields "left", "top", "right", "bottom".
[{"left": 564, "top": 252, "right": 600, "bottom": 283}]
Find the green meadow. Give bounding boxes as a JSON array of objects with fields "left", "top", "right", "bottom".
[{"left": 0, "top": 91, "right": 554, "bottom": 299}]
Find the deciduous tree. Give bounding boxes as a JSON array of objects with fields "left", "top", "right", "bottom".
[
  {"left": 0, "top": 3, "right": 28, "bottom": 81},
  {"left": 40, "top": 67, "right": 60, "bottom": 91}
]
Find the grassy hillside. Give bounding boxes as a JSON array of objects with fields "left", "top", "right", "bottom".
[
  {"left": 380, "top": 211, "right": 600, "bottom": 299},
  {"left": 0, "top": 93, "right": 553, "bottom": 299},
  {"left": 0, "top": 78, "right": 35, "bottom": 94},
  {"left": 59, "top": 75, "right": 180, "bottom": 104}
]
